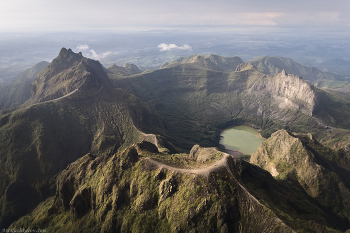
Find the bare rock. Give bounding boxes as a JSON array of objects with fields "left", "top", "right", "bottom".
[{"left": 159, "top": 175, "right": 177, "bottom": 204}]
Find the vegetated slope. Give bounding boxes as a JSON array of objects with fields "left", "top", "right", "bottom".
[
  {"left": 0, "top": 49, "right": 167, "bottom": 228},
  {"left": 113, "top": 59, "right": 350, "bottom": 150},
  {"left": 248, "top": 56, "right": 346, "bottom": 88},
  {"left": 0, "top": 61, "right": 49, "bottom": 109},
  {"left": 319, "top": 59, "right": 350, "bottom": 77},
  {"left": 10, "top": 142, "right": 346, "bottom": 232},
  {"left": 107, "top": 63, "right": 142, "bottom": 78},
  {"left": 161, "top": 54, "right": 244, "bottom": 72},
  {"left": 251, "top": 129, "right": 350, "bottom": 230},
  {"left": 0, "top": 65, "right": 32, "bottom": 89}
]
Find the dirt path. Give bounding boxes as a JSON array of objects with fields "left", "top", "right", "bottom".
[
  {"left": 26, "top": 88, "right": 79, "bottom": 109},
  {"left": 143, "top": 153, "right": 233, "bottom": 179}
]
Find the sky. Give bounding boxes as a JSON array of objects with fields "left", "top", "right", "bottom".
[{"left": 0, "top": 0, "right": 349, "bottom": 32}]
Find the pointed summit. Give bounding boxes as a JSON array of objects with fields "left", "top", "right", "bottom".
[
  {"left": 30, "top": 48, "right": 112, "bottom": 104},
  {"left": 281, "top": 69, "right": 287, "bottom": 76}
]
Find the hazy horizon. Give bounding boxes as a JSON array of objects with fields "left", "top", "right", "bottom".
[{"left": 1, "top": 0, "right": 349, "bottom": 32}]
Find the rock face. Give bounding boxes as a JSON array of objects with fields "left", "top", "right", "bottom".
[
  {"left": 189, "top": 144, "right": 221, "bottom": 162},
  {"left": 251, "top": 129, "right": 350, "bottom": 226},
  {"left": 158, "top": 175, "right": 176, "bottom": 204},
  {"left": 247, "top": 70, "right": 318, "bottom": 116}
]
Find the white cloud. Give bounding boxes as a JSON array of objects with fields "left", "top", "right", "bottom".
[
  {"left": 76, "top": 44, "right": 89, "bottom": 51},
  {"left": 75, "top": 44, "right": 118, "bottom": 60},
  {"left": 88, "top": 49, "right": 118, "bottom": 60},
  {"left": 158, "top": 43, "right": 192, "bottom": 51}
]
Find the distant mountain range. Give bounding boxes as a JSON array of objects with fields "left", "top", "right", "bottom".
[
  {"left": 1, "top": 49, "right": 350, "bottom": 232},
  {"left": 0, "top": 61, "right": 49, "bottom": 109},
  {"left": 318, "top": 59, "right": 350, "bottom": 77}
]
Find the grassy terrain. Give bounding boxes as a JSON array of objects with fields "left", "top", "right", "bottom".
[
  {"left": 9, "top": 141, "right": 347, "bottom": 232},
  {"left": 0, "top": 61, "right": 49, "bottom": 109},
  {"left": 0, "top": 84, "right": 167, "bottom": 228}
]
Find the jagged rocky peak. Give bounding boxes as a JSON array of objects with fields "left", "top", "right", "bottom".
[
  {"left": 30, "top": 48, "right": 112, "bottom": 104},
  {"left": 250, "top": 130, "right": 311, "bottom": 177},
  {"left": 281, "top": 69, "right": 287, "bottom": 76}
]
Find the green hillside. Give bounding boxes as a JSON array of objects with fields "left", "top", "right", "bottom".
[
  {"left": 0, "top": 49, "right": 167, "bottom": 228},
  {"left": 10, "top": 140, "right": 349, "bottom": 232},
  {"left": 0, "top": 61, "right": 49, "bottom": 109},
  {"left": 249, "top": 56, "right": 339, "bottom": 83},
  {"left": 107, "top": 63, "right": 142, "bottom": 78}
]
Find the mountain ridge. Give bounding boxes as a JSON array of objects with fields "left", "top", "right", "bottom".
[
  {"left": 0, "top": 49, "right": 168, "bottom": 228},
  {"left": 161, "top": 54, "right": 244, "bottom": 72}
]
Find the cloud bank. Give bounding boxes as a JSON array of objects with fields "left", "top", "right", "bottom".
[{"left": 158, "top": 43, "right": 192, "bottom": 51}]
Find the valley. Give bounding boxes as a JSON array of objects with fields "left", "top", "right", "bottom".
[{"left": 0, "top": 48, "right": 350, "bottom": 232}]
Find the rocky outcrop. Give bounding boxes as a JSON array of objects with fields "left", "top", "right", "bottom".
[
  {"left": 247, "top": 70, "right": 318, "bottom": 116},
  {"left": 251, "top": 129, "right": 350, "bottom": 226},
  {"left": 189, "top": 144, "right": 221, "bottom": 162},
  {"left": 158, "top": 175, "right": 177, "bottom": 204}
]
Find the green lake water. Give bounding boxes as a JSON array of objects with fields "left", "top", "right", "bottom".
[{"left": 220, "top": 125, "right": 266, "bottom": 155}]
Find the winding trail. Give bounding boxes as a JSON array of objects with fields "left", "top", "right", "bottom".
[
  {"left": 142, "top": 152, "right": 296, "bottom": 232},
  {"left": 26, "top": 88, "right": 79, "bottom": 109},
  {"left": 142, "top": 153, "right": 233, "bottom": 179}
]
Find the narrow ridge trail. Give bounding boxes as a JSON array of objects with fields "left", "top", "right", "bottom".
[
  {"left": 142, "top": 153, "right": 234, "bottom": 179},
  {"left": 26, "top": 88, "right": 79, "bottom": 109}
]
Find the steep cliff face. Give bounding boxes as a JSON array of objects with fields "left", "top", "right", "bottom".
[
  {"left": 246, "top": 70, "right": 318, "bottom": 117},
  {"left": 251, "top": 130, "right": 350, "bottom": 225}
]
